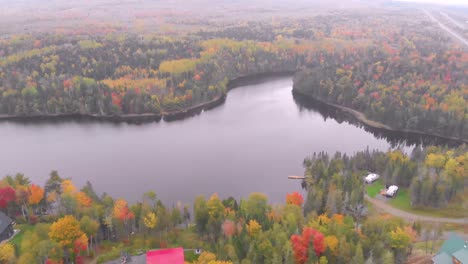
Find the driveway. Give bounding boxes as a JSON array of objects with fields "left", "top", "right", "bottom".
[{"left": 365, "top": 195, "right": 468, "bottom": 224}]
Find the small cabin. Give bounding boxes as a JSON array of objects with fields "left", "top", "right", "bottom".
[{"left": 364, "top": 173, "right": 380, "bottom": 184}]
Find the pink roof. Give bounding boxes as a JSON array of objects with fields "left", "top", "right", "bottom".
[{"left": 146, "top": 248, "right": 185, "bottom": 264}]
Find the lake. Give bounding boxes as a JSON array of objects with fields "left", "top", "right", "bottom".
[{"left": 0, "top": 76, "right": 439, "bottom": 205}]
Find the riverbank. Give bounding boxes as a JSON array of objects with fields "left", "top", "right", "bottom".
[
  {"left": 292, "top": 88, "right": 468, "bottom": 144},
  {"left": 0, "top": 71, "right": 294, "bottom": 124}
]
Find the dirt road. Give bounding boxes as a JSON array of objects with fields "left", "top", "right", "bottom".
[
  {"left": 423, "top": 9, "right": 468, "bottom": 48},
  {"left": 365, "top": 195, "right": 467, "bottom": 224}
]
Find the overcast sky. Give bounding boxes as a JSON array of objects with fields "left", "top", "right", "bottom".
[{"left": 398, "top": 0, "right": 468, "bottom": 6}]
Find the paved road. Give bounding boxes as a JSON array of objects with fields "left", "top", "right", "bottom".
[
  {"left": 440, "top": 12, "right": 466, "bottom": 30},
  {"left": 423, "top": 9, "right": 468, "bottom": 48},
  {"left": 365, "top": 195, "right": 468, "bottom": 224}
]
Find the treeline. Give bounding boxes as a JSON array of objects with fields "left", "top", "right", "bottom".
[
  {"left": 0, "top": 169, "right": 418, "bottom": 264},
  {"left": 3, "top": 10, "right": 463, "bottom": 126},
  {"left": 0, "top": 34, "right": 306, "bottom": 116},
  {"left": 307, "top": 146, "right": 467, "bottom": 209},
  {"left": 293, "top": 17, "right": 467, "bottom": 139}
]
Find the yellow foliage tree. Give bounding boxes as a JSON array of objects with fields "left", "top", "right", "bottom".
[
  {"left": 143, "top": 212, "right": 158, "bottom": 230},
  {"left": 0, "top": 243, "right": 16, "bottom": 264},
  {"left": 62, "top": 179, "right": 77, "bottom": 194},
  {"left": 325, "top": 235, "right": 339, "bottom": 255},
  {"left": 49, "top": 215, "right": 85, "bottom": 249},
  {"left": 47, "top": 190, "right": 57, "bottom": 203},
  {"left": 246, "top": 220, "right": 262, "bottom": 237},
  {"left": 425, "top": 153, "right": 446, "bottom": 171},
  {"left": 194, "top": 251, "right": 232, "bottom": 264},
  {"left": 389, "top": 227, "right": 411, "bottom": 249}
]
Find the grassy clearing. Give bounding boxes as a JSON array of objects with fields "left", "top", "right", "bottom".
[
  {"left": 388, "top": 188, "right": 466, "bottom": 218},
  {"left": 10, "top": 224, "right": 35, "bottom": 250},
  {"left": 414, "top": 240, "right": 444, "bottom": 253},
  {"left": 366, "top": 180, "right": 384, "bottom": 198},
  {"left": 389, "top": 188, "right": 410, "bottom": 209}
]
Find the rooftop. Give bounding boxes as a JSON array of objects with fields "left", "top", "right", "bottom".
[{"left": 453, "top": 248, "right": 468, "bottom": 263}]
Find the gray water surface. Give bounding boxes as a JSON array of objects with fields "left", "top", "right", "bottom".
[{"left": 0, "top": 77, "right": 392, "bottom": 204}]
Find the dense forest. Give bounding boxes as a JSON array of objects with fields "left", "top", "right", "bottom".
[
  {"left": 293, "top": 15, "right": 467, "bottom": 139},
  {"left": 1, "top": 10, "right": 466, "bottom": 140},
  {"left": 0, "top": 172, "right": 411, "bottom": 264},
  {"left": 0, "top": 145, "right": 465, "bottom": 263},
  {"left": 302, "top": 145, "right": 467, "bottom": 213}
]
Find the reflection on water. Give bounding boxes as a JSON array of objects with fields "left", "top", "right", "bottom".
[
  {"left": 0, "top": 76, "right": 462, "bottom": 205},
  {"left": 292, "top": 91, "right": 463, "bottom": 148}
]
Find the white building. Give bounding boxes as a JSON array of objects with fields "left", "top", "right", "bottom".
[
  {"left": 385, "top": 185, "right": 399, "bottom": 197},
  {"left": 365, "top": 173, "right": 380, "bottom": 184}
]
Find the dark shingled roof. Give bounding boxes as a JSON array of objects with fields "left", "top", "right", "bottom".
[{"left": 0, "top": 211, "right": 13, "bottom": 233}]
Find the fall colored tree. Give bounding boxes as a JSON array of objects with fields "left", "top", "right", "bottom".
[
  {"left": 28, "top": 184, "right": 45, "bottom": 205},
  {"left": 221, "top": 220, "right": 236, "bottom": 237},
  {"left": 143, "top": 212, "right": 158, "bottom": 231},
  {"left": 0, "top": 243, "right": 16, "bottom": 264},
  {"left": 49, "top": 215, "right": 85, "bottom": 250},
  {"left": 291, "top": 227, "right": 325, "bottom": 264},
  {"left": 113, "top": 199, "right": 135, "bottom": 222},
  {"left": 286, "top": 192, "right": 304, "bottom": 206},
  {"left": 389, "top": 227, "right": 412, "bottom": 249},
  {"left": 0, "top": 187, "right": 16, "bottom": 209},
  {"left": 324, "top": 235, "right": 339, "bottom": 255},
  {"left": 246, "top": 219, "right": 262, "bottom": 237},
  {"left": 61, "top": 180, "right": 77, "bottom": 194},
  {"left": 76, "top": 192, "right": 92, "bottom": 208}
]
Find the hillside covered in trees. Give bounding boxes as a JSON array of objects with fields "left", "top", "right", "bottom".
[
  {"left": 292, "top": 12, "right": 467, "bottom": 140},
  {"left": 1, "top": 9, "right": 465, "bottom": 140}
]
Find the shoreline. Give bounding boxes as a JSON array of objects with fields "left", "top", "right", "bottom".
[
  {"left": 291, "top": 88, "right": 468, "bottom": 144},
  {"left": 1, "top": 70, "right": 466, "bottom": 145},
  {"left": 0, "top": 71, "right": 294, "bottom": 124}
]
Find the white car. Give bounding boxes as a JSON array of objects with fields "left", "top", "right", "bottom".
[
  {"left": 385, "top": 185, "right": 399, "bottom": 197},
  {"left": 365, "top": 173, "right": 380, "bottom": 184}
]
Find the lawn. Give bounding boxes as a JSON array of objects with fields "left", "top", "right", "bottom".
[
  {"left": 414, "top": 240, "right": 444, "bottom": 253},
  {"left": 366, "top": 180, "right": 384, "bottom": 198},
  {"left": 10, "top": 224, "right": 35, "bottom": 250},
  {"left": 388, "top": 188, "right": 466, "bottom": 218},
  {"left": 388, "top": 188, "right": 410, "bottom": 210}
]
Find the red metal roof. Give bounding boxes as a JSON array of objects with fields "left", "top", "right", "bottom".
[{"left": 146, "top": 248, "right": 185, "bottom": 264}]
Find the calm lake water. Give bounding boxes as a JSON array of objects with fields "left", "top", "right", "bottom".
[{"left": 0, "top": 76, "right": 421, "bottom": 205}]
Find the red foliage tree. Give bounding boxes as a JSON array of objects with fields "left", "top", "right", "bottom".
[
  {"left": 291, "top": 227, "right": 325, "bottom": 264},
  {"left": 111, "top": 93, "right": 122, "bottom": 109},
  {"left": 222, "top": 220, "right": 236, "bottom": 237},
  {"left": 286, "top": 192, "right": 304, "bottom": 207},
  {"left": 0, "top": 187, "right": 16, "bottom": 209}
]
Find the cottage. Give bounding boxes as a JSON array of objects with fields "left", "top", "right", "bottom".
[
  {"left": 433, "top": 233, "right": 468, "bottom": 264},
  {"left": 0, "top": 211, "right": 14, "bottom": 242}
]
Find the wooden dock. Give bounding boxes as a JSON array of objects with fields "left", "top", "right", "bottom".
[{"left": 288, "top": 175, "right": 305, "bottom": 180}]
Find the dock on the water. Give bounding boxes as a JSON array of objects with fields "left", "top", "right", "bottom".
[{"left": 288, "top": 175, "right": 305, "bottom": 180}]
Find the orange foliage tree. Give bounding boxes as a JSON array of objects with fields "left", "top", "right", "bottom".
[
  {"left": 76, "top": 192, "right": 92, "bottom": 208},
  {"left": 28, "top": 184, "right": 45, "bottom": 205},
  {"left": 286, "top": 192, "right": 304, "bottom": 207},
  {"left": 113, "top": 199, "right": 135, "bottom": 223}
]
